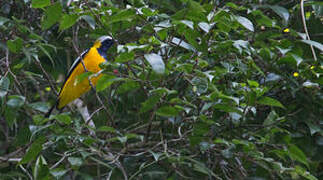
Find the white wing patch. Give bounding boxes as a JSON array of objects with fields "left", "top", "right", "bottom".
[{"left": 67, "top": 49, "right": 89, "bottom": 76}]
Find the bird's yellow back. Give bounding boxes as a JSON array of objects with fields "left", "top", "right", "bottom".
[{"left": 57, "top": 46, "right": 106, "bottom": 109}]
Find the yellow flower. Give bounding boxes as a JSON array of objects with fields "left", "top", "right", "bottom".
[
  {"left": 283, "top": 28, "right": 290, "bottom": 33},
  {"left": 310, "top": 66, "right": 315, "bottom": 70},
  {"left": 293, "top": 72, "right": 299, "bottom": 77},
  {"left": 45, "top": 87, "right": 51, "bottom": 92}
]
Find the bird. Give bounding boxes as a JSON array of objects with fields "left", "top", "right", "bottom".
[{"left": 45, "top": 36, "right": 114, "bottom": 117}]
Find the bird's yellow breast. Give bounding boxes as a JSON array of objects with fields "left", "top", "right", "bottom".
[{"left": 57, "top": 47, "right": 106, "bottom": 109}]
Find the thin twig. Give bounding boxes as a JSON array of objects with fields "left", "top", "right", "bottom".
[
  {"left": 34, "top": 57, "right": 58, "bottom": 96},
  {"left": 4, "top": 49, "right": 23, "bottom": 95},
  {"left": 19, "top": 164, "right": 33, "bottom": 180},
  {"left": 300, "top": 0, "right": 317, "bottom": 61},
  {"left": 144, "top": 109, "right": 156, "bottom": 143},
  {"left": 86, "top": 106, "right": 104, "bottom": 125}
]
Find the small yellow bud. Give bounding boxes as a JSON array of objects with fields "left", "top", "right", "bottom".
[
  {"left": 283, "top": 28, "right": 290, "bottom": 33},
  {"left": 45, "top": 87, "right": 51, "bottom": 92},
  {"left": 310, "top": 66, "right": 315, "bottom": 70},
  {"left": 293, "top": 72, "right": 299, "bottom": 77}
]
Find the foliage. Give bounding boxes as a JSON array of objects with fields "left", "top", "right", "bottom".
[{"left": 0, "top": 0, "right": 323, "bottom": 179}]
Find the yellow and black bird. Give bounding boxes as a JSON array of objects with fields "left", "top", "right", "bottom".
[{"left": 45, "top": 36, "right": 114, "bottom": 117}]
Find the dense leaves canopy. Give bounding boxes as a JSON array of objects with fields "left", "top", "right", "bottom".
[{"left": 0, "top": 0, "right": 323, "bottom": 179}]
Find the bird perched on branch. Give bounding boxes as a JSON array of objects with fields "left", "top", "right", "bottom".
[{"left": 45, "top": 36, "right": 114, "bottom": 117}]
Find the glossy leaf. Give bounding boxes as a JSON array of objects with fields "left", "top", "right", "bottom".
[
  {"left": 59, "top": 14, "right": 78, "bottom": 31},
  {"left": 258, "top": 97, "right": 285, "bottom": 108},
  {"left": 96, "top": 74, "right": 115, "bottom": 92},
  {"left": 0, "top": 76, "right": 10, "bottom": 98},
  {"left": 51, "top": 113, "right": 72, "bottom": 125},
  {"left": 288, "top": 145, "right": 309, "bottom": 168},
  {"left": 28, "top": 102, "right": 49, "bottom": 113},
  {"left": 7, "top": 37, "right": 23, "bottom": 53},
  {"left": 156, "top": 106, "right": 180, "bottom": 117},
  {"left": 106, "top": 9, "right": 136, "bottom": 25},
  {"left": 140, "top": 94, "right": 161, "bottom": 113},
  {"left": 68, "top": 157, "right": 83, "bottom": 167},
  {"left": 20, "top": 136, "right": 46, "bottom": 164},
  {"left": 301, "top": 40, "right": 323, "bottom": 52},
  {"left": 115, "top": 51, "right": 135, "bottom": 63},
  {"left": 235, "top": 16, "right": 254, "bottom": 32},
  {"left": 144, "top": 53, "right": 165, "bottom": 74},
  {"left": 81, "top": 15, "right": 96, "bottom": 29},
  {"left": 0, "top": 16, "right": 9, "bottom": 26},
  {"left": 7, "top": 95, "right": 25, "bottom": 107},
  {"left": 32, "top": 0, "right": 50, "bottom": 8},
  {"left": 42, "top": 2, "right": 62, "bottom": 29},
  {"left": 269, "top": 5, "right": 289, "bottom": 24}
]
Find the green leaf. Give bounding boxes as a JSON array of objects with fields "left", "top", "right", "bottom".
[
  {"left": 188, "top": 0, "right": 205, "bottom": 13},
  {"left": 183, "top": 28, "right": 200, "bottom": 50},
  {"left": 4, "top": 106, "right": 16, "bottom": 127},
  {"left": 172, "top": 37, "right": 195, "bottom": 51},
  {"left": 7, "top": 95, "right": 26, "bottom": 108},
  {"left": 140, "top": 94, "right": 161, "bottom": 113},
  {"left": 191, "top": 77, "right": 208, "bottom": 95},
  {"left": 306, "top": 122, "right": 321, "bottom": 135},
  {"left": 213, "top": 104, "right": 242, "bottom": 114},
  {"left": 149, "top": 150, "right": 163, "bottom": 161},
  {"left": 7, "top": 37, "right": 23, "bottom": 53},
  {"left": 156, "top": 106, "right": 180, "bottom": 117},
  {"left": 0, "top": 16, "right": 10, "bottom": 26},
  {"left": 247, "top": 80, "right": 259, "bottom": 87},
  {"left": 269, "top": 5, "right": 289, "bottom": 24},
  {"left": 115, "top": 51, "right": 135, "bottom": 63},
  {"left": 15, "top": 127, "right": 31, "bottom": 146},
  {"left": 20, "top": 136, "right": 46, "bottom": 164},
  {"left": 76, "top": 72, "right": 93, "bottom": 85},
  {"left": 106, "top": 9, "right": 136, "bottom": 25},
  {"left": 198, "top": 22, "right": 211, "bottom": 33},
  {"left": 288, "top": 145, "right": 309, "bottom": 168},
  {"left": 141, "top": 8, "right": 156, "bottom": 17},
  {"left": 81, "top": 15, "right": 96, "bottom": 29},
  {"left": 179, "top": 20, "right": 194, "bottom": 29},
  {"left": 0, "top": 76, "right": 10, "bottom": 98},
  {"left": 37, "top": 44, "right": 55, "bottom": 66},
  {"left": 42, "top": 2, "right": 62, "bottom": 30},
  {"left": 59, "top": 14, "right": 79, "bottom": 31},
  {"left": 251, "top": 10, "right": 274, "bottom": 27},
  {"left": 185, "top": 157, "right": 219, "bottom": 178},
  {"left": 278, "top": 55, "right": 297, "bottom": 67},
  {"left": 144, "top": 53, "right": 165, "bottom": 74},
  {"left": 28, "top": 102, "right": 49, "bottom": 113},
  {"left": 117, "top": 80, "right": 140, "bottom": 94},
  {"left": 258, "top": 97, "right": 285, "bottom": 108},
  {"left": 211, "top": 91, "right": 239, "bottom": 104},
  {"left": 303, "top": 81, "right": 319, "bottom": 88},
  {"left": 33, "top": 155, "right": 50, "bottom": 179},
  {"left": 68, "top": 157, "right": 83, "bottom": 167},
  {"left": 32, "top": 0, "right": 50, "bottom": 8},
  {"left": 294, "top": 166, "right": 318, "bottom": 180},
  {"left": 50, "top": 168, "right": 68, "bottom": 179},
  {"left": 96, "top": 74, "right": 118, "bottom": 92},
  {"left": 301, "top": 40, "right": 323, "bottom": 52},
  {"left": 235, "top": 16, "right": 254, "bottom": 32},
  {"left": 97, "top": 126, "right": 116, "bottom": 133},
  {"left": 50, "top": 113, "right": 72, "bottom": 125},
  {"left": 263, "top": 110, "right": 279, "bottom": 126}
]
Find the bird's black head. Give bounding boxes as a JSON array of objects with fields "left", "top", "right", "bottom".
[{"left": 95, "top": 36, "right": 114, "bottom": 59}]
